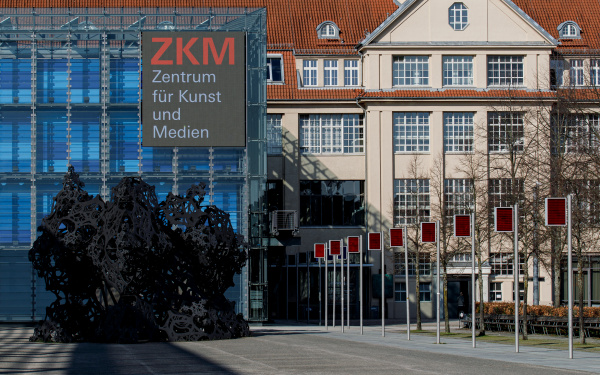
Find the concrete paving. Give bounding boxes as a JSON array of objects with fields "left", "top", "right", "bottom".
[{"left": 0, "top": 321, "right": 597, "bottom": 374}]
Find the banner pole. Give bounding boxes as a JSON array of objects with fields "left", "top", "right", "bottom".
[
  {"left": 472, "top": 212, "right": 476, "bottom": 348},
  {"left": 347, "top": 244, "right": 350, "bottom": 329},
  {"left": 436, "top": 220, "right": 440, "bottom": 344},
  {"left": 360, "top": 235, "right": 363, "bottom": 335},
  {"left": 405, "top": 225, "right": 410, "bottom": 340},
  {"left": 319, "top": 258, "right": 322, "bottom": 326},
  {"left": 514, "top": 203, "right": 519, "bottom": 353},
  {"left": 341, "top": 240, "right": 344, "bottom": 333},
  {"left": 333, "top": 253, "right": 336, "bottom": 328},
  {"left": 381, "top": 232, "right": 385, "bottom": 337},
  {"left": 568, "top": 195, "right": 573, "bottom": 359},
  {"left": 325, "top": 250, "right": 328, "bottom": 331}
]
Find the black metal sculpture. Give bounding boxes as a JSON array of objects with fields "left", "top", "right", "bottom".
[{"left": 29, "top": 166, "right": 249, "bottom": 342}]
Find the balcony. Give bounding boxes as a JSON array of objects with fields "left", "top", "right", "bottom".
[{"left": 270, "top": 210, "right": 299, "bottom": 236}]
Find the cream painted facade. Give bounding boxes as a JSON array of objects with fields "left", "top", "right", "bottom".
[{"left": 266, "top": 0, "right": 594, "bottom": 321}]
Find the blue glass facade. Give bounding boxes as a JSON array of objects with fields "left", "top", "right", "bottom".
[{"left": 0, "top": 8, "right": 267, "bottom": 321}]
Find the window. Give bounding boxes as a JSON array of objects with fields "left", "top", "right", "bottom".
[
  {"left": 451, "top": 253, "right": 472, "bottom": 262},
  {"left": 299, "top": 114, "right": 364, "bottom": 154},
  {"left": 564, "top": 24, "right": 577, "bottom": 37},
  {"left": 591, "top": 60, "right": 600, "bottom": 86},
  {"left": 299, "top": 180, "right": 365, "bottom": 226},
  {"left": 267, "top": 56, "right": 283, "bottom": 83},
  {"left": 490, "top": 253, "right": 525, "bottom": 276},
  {"left": 444, "top": 112, "right": 473, "bottom": 152},
  {"left": 570, "top": 59, "right": 584, "bottom": 86},
  {"left": 344, "top": 60, "right": 359, "bottom": 86},
  {"left": 303, "top": 60, "right": 317, "bottom": 86},
  {"left": 267, "top": 114, "right": 282, "bottom": 155},
  {"left": 487, "top": 56, "right": 524, "bottom": 86},
  {"left": 317, "top": 22, "right": 339, "bottom": 39},
  {"left": 444, "top": 179, "right": 473, "bottom": 217},
  {"left": 513, "top": 282, "right": 525, "bottom": 302},
  {"left": 420, "top": 282, "right": 432, "bottom": 302},
  {"left": 394, "top": 282, "right": 407, "bottom": 302},
  {"left": 558, "top": 21, "right": 581, "bottom": 39},
  {"left": 448, "top": 3, "right": 468, "bottom": 31},
  {"left": 324, "top": 60, "right": 338, "bottom": 86},
  {"left": 553, "top": 114, "right": 600, "bottom": 154},
  {"left": 550, "top": 59, "right": 564, "bottom": 88},
  {"left": 443, "top": 56, "right": 473, "bottom": 86},
  {"left": 393, "top": 112, "right": 430, "bottom": 153},
  {"left": 0, "top": 59, "right": 32, "bottom": 104},
  {"left": 394, "top": 179, "right": 430, "bottom": 225},
  {"left": 488, "top": 112, "right": 524, "bottom": 152},
  {"left": 395, "top": 253, "right": 431, "bottom": 276},
  {"left": 488, "top": 179, "right": 524, "bottom": 211},
  {"left": 393, "top": 56, "right": 429, "bottom": 86},
  {"left": 490, "top": 282, "right": 502, "bottom": 301},
  {"left": 564, "top": 180, "right": 600, "bottom": 225}
]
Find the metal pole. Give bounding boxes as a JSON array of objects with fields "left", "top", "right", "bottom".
[
  {"left": 333, "top": 254, "right": 336, "bottom": 328},
  {"left": 341, "top": 240, "right": 344, "bottom": 333},
  {"left": 514, "top": 203, "right": 519, "bottom": 353},
  {"left": 472, "top": 212, "right": 476, "bottom": 348},
  {"left": 533, "top": 183, "right": 540, "bottom": 305},
  {"left": 319, "top": 258, "right": 322, "bottom": 326},
  {"left": 325, "top": 251, "right": 328, "bottom": 330},
  {"left": 346, "top": 252, "right": 350, "bottom": 328},
  {"left": 568, "top": 195, "right": 573, "bottom": 359},
  {"left": 404, "top": 225, "right": 410, "bottom": 340},
  {"left": 381, "top": 232, "right": 385, "bottom": 337},
  {"left": 307, "top": 257, "right": 310, "bottom": 324},
  {"left": 360, "top": 235, "right": 363, "bottom": 335},
  {"left": 436, "top": 220, "right": 440, "bottom": 344}
]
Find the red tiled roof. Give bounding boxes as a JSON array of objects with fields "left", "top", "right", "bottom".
[
  {"left": 359, "top": 89, "right": 557, "bottom": 100},
  {"left": 512, "top": 0, "right": 600, "bottom": 53}
]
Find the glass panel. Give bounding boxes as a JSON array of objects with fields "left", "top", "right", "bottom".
[
  {"left": 0, "top": 59, "right": 32, "bottom": 104},
  {"left": 0, "top": 110, "right": 31, "bottom": 173}
]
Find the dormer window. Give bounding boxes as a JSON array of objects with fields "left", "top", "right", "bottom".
[
  {"left": 449, "top": 3, "right": 468, "bottom": 31},
  {"left": 557, "top": 21, "right": 581, "bottom": 39},
  {"left": 317, "top": 21, "right": 339, "bottom": 39}
]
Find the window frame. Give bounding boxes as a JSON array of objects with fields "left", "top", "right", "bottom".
[
  {"left": 394, "top": 179, "right": 431, "bottom": 225},
  {"left": 393, "top": 56, "right": 430, "bottom": 87},
  {"left": 299, "top": 114, "right": 364, "bottom": 154},
  {"left": 448, "top": 2, "right": 469, "bottom": 31},
  {"left": 444, "top": 112, "right": 474, "bottom": 153},
  {"left": 570, "top": 59, "right": 585, "bottom": 86},
  {"left": 266, "top": 114, "right": 283, "bottom": 155},
  {"left": 443, "top": 56, "right": 474, "bottom": 86},
  {"left": 299, "top": 180, "right": 365, "bottom": 227},
  {"left": 394, "top": 282, "right": 407, "bottom": 302},
  {"left": 266, "top": 54, "right": 284, "bottom": 83},
  {"left": 324, "top": 60, "right": 338, "bottom": 86},
  {"left": 489, "top": 282, "right": 502, "bottom": 302},
  {"left": 420, "top": 282, "right": 432, "bottom": 302},
  {"left": 591, "top": 60, "right": 600, "bottom": 86},
  {"left": 488, "top": 112, "right": 524, "bottom": 153},
  {"left": 303, "top": 59, "right": 318, "bottom": 87},
  {"left": 444, "top": 179, "right": 474, "bottom": 217},
  {"left": 393, "top": 112, "right": 430, "bottom": 153},
  {"left": 487, "top": 56, "right": 524, "bottom": 87},
  {"left": 344, "top": 60, "right": 359, "bottom": 86}
]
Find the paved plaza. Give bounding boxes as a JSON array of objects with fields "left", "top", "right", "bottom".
[{"left": 0, "top": 321, "right": 598, "bottom": 374}]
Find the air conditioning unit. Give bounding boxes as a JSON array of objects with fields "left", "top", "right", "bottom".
[{"left": 270, "top": 210, "right": 299, "bottom": 236}]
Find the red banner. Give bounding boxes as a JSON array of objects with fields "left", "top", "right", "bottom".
[
  {"left": 421, "top": 222, "right": 437, "bottom": 243},
  {"left": 348, "top": 236, "right": 360, "bottom": 253},
  {"left": 389, "top": 228, "right": 403, "bottom": 247},
  {"left": 545, "top": 198, "right": 567, "bottom": 226},
  {"left": 368, "top": 232, "right": 381, "bottom": 250},
  {"left": 454, "top": 215, "right": 471, "bottom": 237},
  {"left": 495, "top": 207, "right": 514, "bottom": 232},
  {"left": 314, "top": 243, "right": 325, "bottom": 258},
  {"left": 329, "top": 240, "right": 342, "bottom": 255}
]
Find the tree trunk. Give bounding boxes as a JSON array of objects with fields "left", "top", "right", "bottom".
[
  {"left": 578, "top": 253, "right": 586, "bottom": 344},
  {"left": 444, "top": 264, "right": 450, "bottom": 333},
  {"left": 416, "top": 270, "right": 422, "bottom": 330},
  {"left": 552, "top": 232, "right": 562, "bottom": 308},
  {"left": 477, "top": 251, "right": 485, "bottom": 336},
  {"left": 522, "top": 263, "right": 529, "bottom": 340}
]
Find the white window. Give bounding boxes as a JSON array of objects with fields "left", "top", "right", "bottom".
[
  {"left": 564, "top": 23, "right": 577, "bottom": 37},
  {"left": 444, "top": 112, "right": 473, "bottom": 152},
  {"left": 443, "top": 56, "right": 473, "bottom": 86},
  {"left": 267, "top": 56, "right": 283, "bottom": 83},
  {"left": 570, "top": 59, "right": 584, "bottom": 86},
  {"left": 394, "top": 282, "right": 407, "bottom": 302},
  {"left": 393, "top": 56, "right": 429, "bottom": 86},
  {"left": 393, "top": 112, "right": 430, "bottom": 153},
  {"left": 490, "top": 282, "right": 502, "bottom": 302},
  {"left": 488, "top": 178, "right": 524, "bottom": 210},
  {"left": 488, "top": 112, "right": 524, "bottom": 152},
  {"left": 451, "top": 253, "right": 472, "bottom": 262},
  {"left": 394, "top": 179, "right": 430, "bottom": 225},
  {"left": 323, "top": 24, "right": 336, "bottom": 37},
  {"left": 267, "top": 114, "right": 282, "bottom": 155},
  {"left": 299, "top": 114, "right": 364, "bottom": 154},
  {"left": 324, "top": 60, "right": 338, "bottom": 86},
  {"left": 444, "top": 179, "right": 473, "bottom": 217},
  {"left": 344, "top": 60, "right": 359, "bottom": 86},
  {"left": 558, "top": 114, "right": 600, "bottom": 153},
  {"left": 488, "top": 56, "right": 524, "bottom": 86},
  {"left": 448, "top": 3, "right": 468, "bottom": 31},
  {"left": 591, "top": 60, "right": 600, "bottom": 86},
  {"left": 303, "top": 60, "right": 318, "bottom": 86}
]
